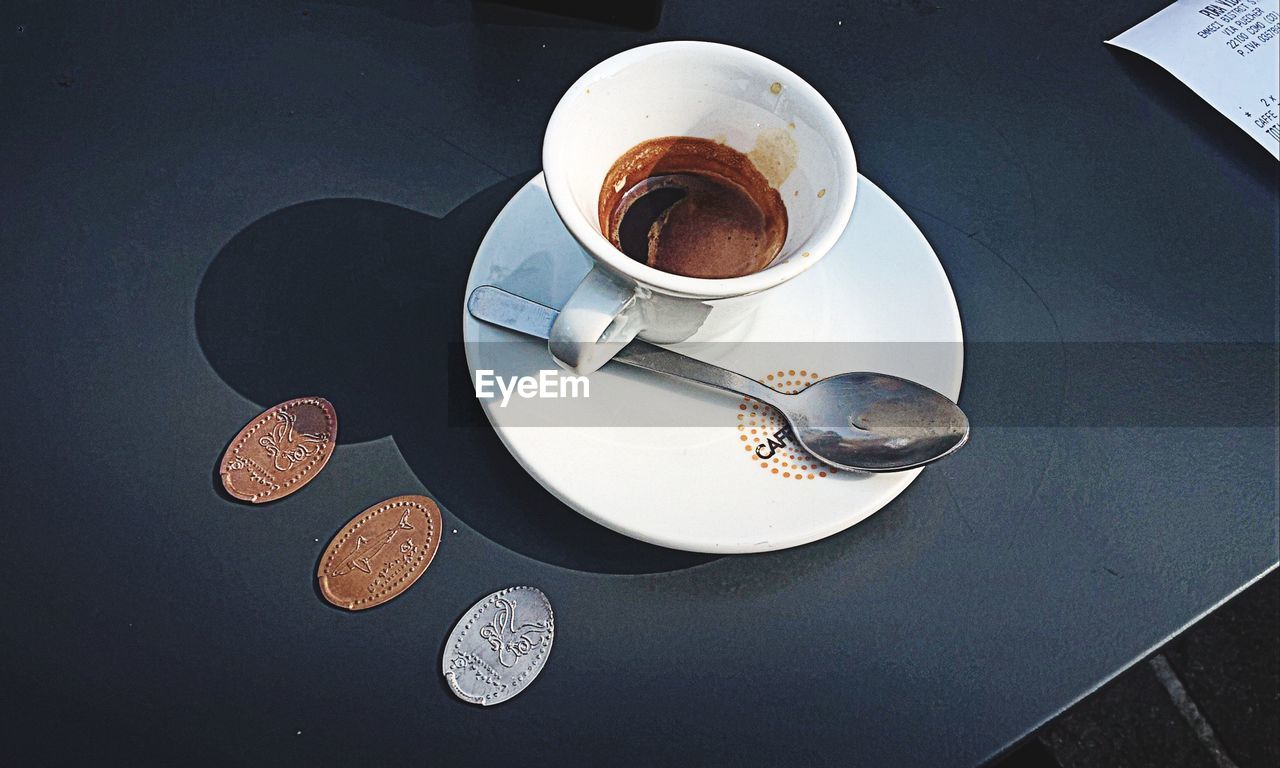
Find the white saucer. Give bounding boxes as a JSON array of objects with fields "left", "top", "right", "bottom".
[{"left": 461, "top": 173, "right": 963, "bottom": 553}]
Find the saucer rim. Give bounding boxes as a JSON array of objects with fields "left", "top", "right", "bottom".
[{"left": 461, "top": 172, "right": 963, "bottom": 553}]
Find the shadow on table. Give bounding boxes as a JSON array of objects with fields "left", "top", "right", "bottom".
[
  {"left": 1108, "top": 49, "right": 1277, "bottom": 189},
  {"left": 327, "top": 0, "right": 661, "bottom": 30},
  {"left": 194, "top": 172, "right": 716, "bottom": 574}
]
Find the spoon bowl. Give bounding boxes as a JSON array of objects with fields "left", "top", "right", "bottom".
[{"left": 784, "top": 372, "right": 969, "bottom": 472}]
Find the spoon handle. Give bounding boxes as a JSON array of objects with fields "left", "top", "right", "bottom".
[
  {"left": 468, "top": 285, "right": 787, "bottom": 408},
  {"left": 611, "top": 343, "right": 786, "bottom": 408}
]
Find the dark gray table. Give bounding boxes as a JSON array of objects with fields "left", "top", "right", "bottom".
[{"left": 2, "top": 1, "right": 1276, "bottom": 765}]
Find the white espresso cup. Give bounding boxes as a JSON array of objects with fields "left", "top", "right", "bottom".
[{"left": 543, "top": 41, "right": 857, "bottom": 374}]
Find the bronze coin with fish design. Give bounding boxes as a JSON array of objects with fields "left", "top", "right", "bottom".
[
  {"left": 219, "top": 397, "right": 337, "bottom": 503},
  {"left": 318, "top": 495, "right": 442, "bottom": 611},
  {"left": 443, "top": 586, "right": 554, "bottom": 706}
]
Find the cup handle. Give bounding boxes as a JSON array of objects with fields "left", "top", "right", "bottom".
[{"left": 549, "top": 266, "right": 645, "bottom": 374}]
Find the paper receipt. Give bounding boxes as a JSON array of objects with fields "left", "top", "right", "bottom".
[{"left": 1108, "top": 0, "right": 1280, "bottom": 160}]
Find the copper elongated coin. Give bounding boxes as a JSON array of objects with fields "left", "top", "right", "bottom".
[
  {"left": 443, "top": 586, "right": 554, "bottom": 706},
  {"left": 318, "top": 495, "right": 442, "bottom": 611},
  {"left": 219, "top": 397, "right": 337, "bottom": 503}
]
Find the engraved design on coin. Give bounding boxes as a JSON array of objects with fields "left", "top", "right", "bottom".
[
  {"left": 444, "top": 586, "right": 554, "bottom": 706},
  {"left": 219, "top": 397, "right": 337, "bottom": 503},
  {"left": 479, "top": 595, "right": 550, "bottom": 668},
  {"left": 257, "top": 409, "right": 324, "bottom": 472},
  {"left": 327, "top": 509, "right": 415, "bottom": 577},
  {"left": 317, "top": 495, "right": 442, "bottom": 611}
]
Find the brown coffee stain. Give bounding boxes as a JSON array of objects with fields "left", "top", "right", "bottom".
[
  {"left": 769, "top": 82, "right": 782, "bottom": 95},
  {"left": 598, "top": 136, "right": 788, "bottom": 279},
  {"left": 747, "top": 128, "right": 797, "bottom": 189}
]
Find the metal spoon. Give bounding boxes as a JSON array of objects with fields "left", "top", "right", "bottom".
[{"left": 467, "top": 285, "right": 969, "bottom": 472}]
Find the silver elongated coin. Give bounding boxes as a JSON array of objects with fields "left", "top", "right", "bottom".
[{"left": 443, "top": 586, "right": 554, "bottom": 706}]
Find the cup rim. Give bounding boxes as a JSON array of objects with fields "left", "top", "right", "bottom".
[{"left": 543, "top": 40, "right": 857, "bottom": 299}]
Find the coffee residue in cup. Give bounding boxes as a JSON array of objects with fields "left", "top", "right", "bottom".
[{"left": 599, "top": 137, "right": 788, "bottom": 279}]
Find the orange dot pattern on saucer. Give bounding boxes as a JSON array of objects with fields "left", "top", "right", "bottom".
[{"left": 739, "top": 370, "right": 835, "bottom": 481}]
